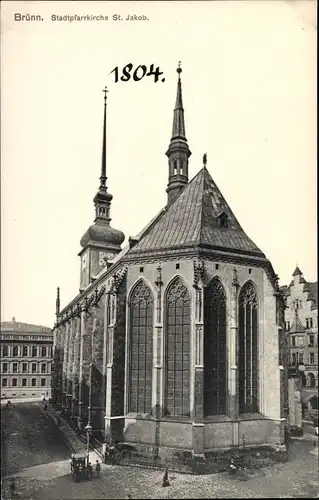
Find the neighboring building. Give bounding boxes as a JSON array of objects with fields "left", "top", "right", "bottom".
[
  {"left": 281, "top": 267, "right": 318, "bottom": 417},
  {"left": 0, "top": 317, "right": 53, "bottom": 399},
  {"left": 52, "top": 66, "right": 285, "bottom": 462}
]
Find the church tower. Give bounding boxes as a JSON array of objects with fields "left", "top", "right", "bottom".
[
  {"left": 79, "top": 88, "right": 125, "bottom": 291},
  {"left": 166, "top": 64, "right": 192, "bottom": 205}
]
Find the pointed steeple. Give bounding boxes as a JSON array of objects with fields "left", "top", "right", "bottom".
[
  {"left": 292, "top": 265, "right": 302, "bottom": 277},
  {"left": 56, "top": 287, "right": 60, "bottom": 317},
  {"left": 166, "top": 63, "right": 192, "bottom": 205},
  {"left": 79, "top": 88, "right": 125, "bottom": 288},
  {"left": 93, "top": 86, "right": 113, "bottom": 224}
]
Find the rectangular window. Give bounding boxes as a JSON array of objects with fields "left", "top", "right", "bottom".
[
  {"left": 13, "top": 363, "right": 18, "bottom": 373},
  {"left": 310, "top": 318, "right": 313, "bottom": 328},
  {"left": 32, "top": 346, "right": 37, "bottom": 357},
  {"left": 306, "top": 318, "right": 310, "bottom": 329},
  {"left": 41, "top": 347, "right": 47, "bottom": 357},
  {"left": 12, "top": 378, "right": 17, "bottom": 387},
  {"left": 23, "top": 346, "right": 28, "bottom": 357},
  {"left": 41, "top": 363, "right": 46, "bottom": 373},
  {"left": 299, "top": 353, "right": 304, "bottom": 364},
  {"left": 32, "top": 363, "right": 37, "bottom": 373},
  {"left": 291, "top": 337, "right": 296, "bottom": 347},
  {"left": 309, "top": 335, "right": 314, "bottom": 347},
  {"left": 41, "top": 378, "right": 46, "bottom": 387},
  {"left": 285, "top": 321, "right": 290, "bottom": 332},
  {"left": 310, "top": 353, "right": 315, "bottom": 364},
  {"left": 3, "top": 363, "right": 8, "bottom": 373},
  {"left": 297, "top": 336, "right": 304, "bottom": 346},
  {"left": 2, "top": 378, "right": 7, "bottom": 387},
  {"left": 22, "top": 378, "right": 27, "bottom": 387},
  {"left": 32, "top": 378, "right": 36, "bottom": 387},
  {"left": 22, "top": 363, "right": 27, "bottom": 373}
]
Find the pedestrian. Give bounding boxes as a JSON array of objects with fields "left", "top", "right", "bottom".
[
  {"left": 228, "top": 458, "right": 237, "bottom": 475},
  {"left": 9, "top": 477, "right": 15, "bottom": 498},
  {"left": 88, "top": 462, "right": 93, "bottom": 479},
  {"left": 162, "top": 466, "right": 170, "bottom": 487},
  {"left": 95, "top": 460, "right": 101, "bottom": 477},
  {"left": 44, "top": 403, "right": 48, "bottom": 412}
]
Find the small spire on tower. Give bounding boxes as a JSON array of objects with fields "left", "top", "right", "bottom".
[
  {"left": 172, "top": 62, "right": 185, "bottom": 139},
  {"left": 166, "top": 63, "right": 192, "bottom": 205},
  {"left": 56, "top": 286, "right": 60, "bottom": 317}
]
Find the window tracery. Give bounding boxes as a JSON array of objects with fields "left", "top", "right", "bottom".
[
  {"left": 165, "top": 277, "right": 190, "bottom": 417},
  {"left": 129, "top": 280, "right": 154, "bottom": 413},
  {"left": 238, "top": 281, "right": 259, "bottom": 414},
  {"left": 204, "top": 278, "right": 227, "bottom": 416}
]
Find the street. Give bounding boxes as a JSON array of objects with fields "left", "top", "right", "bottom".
[{"left": 1, "top": 402, "right": 318, "bottom": 499}]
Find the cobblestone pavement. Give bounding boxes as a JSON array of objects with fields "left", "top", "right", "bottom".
[{"left": 1, "top": 402, "right": 318, "bottom": 499}]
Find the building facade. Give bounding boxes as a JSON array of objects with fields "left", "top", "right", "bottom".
[
  {"left": 0, "top": 318, "right": 53, "bottom": 399},
  {"left": 281, "top": 267, "right": 318, "bottom": 417},
  {"left": 52, "top": 67, "right": 286, "bottom": 461}
]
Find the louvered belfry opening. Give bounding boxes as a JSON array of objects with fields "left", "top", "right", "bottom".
[
  {"left": 129, "top": 280, "right": 154, "bottom": 414},
  {"left": 165, "top": 277, "right": 191, "bottom": 417},
  {"left": 204, "top": 278, "right": 227, "bottom": 416},
  {"left": 238, "top": 282, "right": 259, "bottom": 414}
]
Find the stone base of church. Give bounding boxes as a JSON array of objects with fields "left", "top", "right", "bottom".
[{"left": 103, "top": 415, "right": 286, "bottom": 473}]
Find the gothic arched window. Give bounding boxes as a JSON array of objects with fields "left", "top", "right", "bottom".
[
  {"left": 129, "top": 280, "right": 154, "bottom": 414},
  {"left": 308, "top": 373, "right": 316, "bottom": 388},
  {"left": 23, "top": 346, "right": 28, "bottom": 357},
  {"left": 13, "top": 346, "right": 19, "bottom": 357},
  {"left": 204, "top": 278, "right": 227, "bottom": 416},
  {"left": 238, "top": 282, "right": 259, "bottom": 414},
  {"left": 3, "top": 345, "right": 8, "bottom": 356},
  {"left": 165, "top": 277, "right": 191, "bottom": 417}
]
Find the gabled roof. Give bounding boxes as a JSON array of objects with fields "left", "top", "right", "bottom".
[
  {"left": 290, "top": 315, "right": 305, "bottom": 333},
  {"left": 129, "top": 167, "right": 265, "bottom": 257},
  {"left": 292, "top": 266, "right": 303, "bottom": 276},
  {"left": 304, "top": 282, "right": 318, "bottom": 308}
]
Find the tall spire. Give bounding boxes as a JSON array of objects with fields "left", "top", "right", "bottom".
[
  {"left": 99, "top": 86, "right": 108, "bottom": 191},
  {"left": 56, "top": 286, "right": 60, "bottom": 317},
  {"left": 93, "top": 86, "right": 113, "bottom": 224},
  {"left": 166, "top": 63, "right": 192, "bottom": 206}
]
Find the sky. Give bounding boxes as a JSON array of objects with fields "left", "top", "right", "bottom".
[{"left": 1, "top": 0, "right": 317, "bottom": 327}]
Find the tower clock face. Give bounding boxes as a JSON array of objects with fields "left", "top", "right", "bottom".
[{"left": 99, "top": 251, "right": 115, "bottom": 266}]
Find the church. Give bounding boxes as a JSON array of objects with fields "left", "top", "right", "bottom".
[{"left": 52, "top": 66, "right": 286, "bottom": 464}]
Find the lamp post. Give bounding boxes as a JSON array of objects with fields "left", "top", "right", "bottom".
[{"left": 85, "top": 422, "right": 92, "bottom": 460}]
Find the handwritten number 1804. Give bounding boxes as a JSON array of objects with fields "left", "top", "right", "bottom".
[{"left": 110, "top": 64, "right": 165, "bottom": 83}]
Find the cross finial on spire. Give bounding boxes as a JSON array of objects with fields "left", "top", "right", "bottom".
[
  {"left": 203, "top": 153, "right": 207, "bottom": 167},
  {"left": 103, "top": 86, "right": 108, "bottom": 103},
  {"left": 177, "top": 61, "right": 182, "bottom": 79}
]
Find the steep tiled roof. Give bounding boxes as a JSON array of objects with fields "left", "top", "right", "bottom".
[
  {"left": 129, "top": 167, "right": 265, "bottom": 257},
  {"left": 292, "top": 266, "right": 303, "bottom": 276},
  {"left": 290, "top": 315, "right": 305, "bottom": 333},
  {"left": 304, "top": 282, "right": 318, "bottom": 308}
]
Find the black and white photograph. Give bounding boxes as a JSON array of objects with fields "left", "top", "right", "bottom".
[{"left": 0, "top": 1, "right": 317, "bottom": 498}]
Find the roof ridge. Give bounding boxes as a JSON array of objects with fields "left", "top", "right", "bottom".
[{"left": 199, "top": 167, "right": 207, "bottom": 244}]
